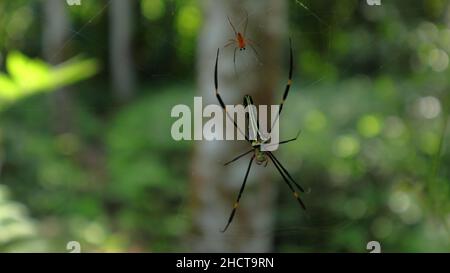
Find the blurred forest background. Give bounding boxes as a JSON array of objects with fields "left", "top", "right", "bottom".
[{"left": 0, "top": 0, "right": 450, "bottom": 252}]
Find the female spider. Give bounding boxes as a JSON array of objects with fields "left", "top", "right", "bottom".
[
  {"left": 214, "top": 39, "right": 306, "bottom": 232},
  {"left": 224, "top": 12, "right": 259, "bottom": 74}
]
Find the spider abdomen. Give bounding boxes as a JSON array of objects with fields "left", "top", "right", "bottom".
[{"left": 255, "top": 149, "right": 268, "bottom": 165}]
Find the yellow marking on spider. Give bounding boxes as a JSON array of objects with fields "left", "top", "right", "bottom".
[
  {"left": 234, "top": 202, "right": 239, "bottom": 209},
  {"left": 288, "top": 79, "right": 292, "bottom": 85},
  {"left": 294, "top": 192, "right": 299, "bottom": 198}
]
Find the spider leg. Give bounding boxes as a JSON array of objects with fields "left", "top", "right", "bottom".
[
  {"left": 262, "top": 129, "right": 301, "bottom": 149},
  {"left": 227, "top": 16, "right": 238, "bottom": 35},
  {"left": 269, "top": 38, "right": 293, "bottom": 133},
  {"left": 277, "top": 129, "right": 301, "bottom": 146},
  {"left": 224, "top": 39, "right": 236, "bottom": 48},
  {"left": 222, "top": 156, "right": 255, "bottom": 232},
  {"left": 268, "top": 153, "right": 306, "bottom": 210},
  {"left": 248, "top": 43, "right": 262, "bottom": 65},
  {"left": 243, "top": 10, "right": 249, "bottom": 36},
  {"left": 224, "top": 149, "right": 254, "bottom": 166},
  {"left": 233, "top": 46, "right": 238, "bottom": 77},
  {"left": 214, "top": 49, "right": 249, "bottom": 142},
  {"left": 269, "top": 152, "right": 305, "bottom": 193}
]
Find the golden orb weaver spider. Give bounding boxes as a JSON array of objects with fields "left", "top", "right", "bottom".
[{"left": 214, "top": 39, "right": 306, "bottom": 232}]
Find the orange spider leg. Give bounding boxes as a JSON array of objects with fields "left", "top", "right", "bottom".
[
  {"left": 227, "top": 16, "right": 238, "bottom": 35},
  {"left": 245, "top": 39, "right": 262, "bottom": 64},
  {"left": 224, "top": 39, "right": 236, "bottom": 48},
  {"left": 243, "top": 10, "right": 249, "bottom": 36},
  {"left": 233, "top": 47, "right": 238, "bottom": 76}
]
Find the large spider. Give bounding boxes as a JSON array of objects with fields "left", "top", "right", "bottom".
[{"left": 214, "top": 39, "right": 306, "bottom": 232}]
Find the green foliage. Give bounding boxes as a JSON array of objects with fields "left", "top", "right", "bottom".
[
  {"left": 0, "top": 184, "right": 46, "bottom": 252},
  {"left": 276, "top": 74, "right": 450, "bottom": 252},
  {"left": 106, "top": 86, "right": 192, "bottom": 251},
  {"left": 0, "top": 51, "right": 98, "bottom": 109},
  {"left": 1, "top": 85, "right": 193, "bottom": 251}
]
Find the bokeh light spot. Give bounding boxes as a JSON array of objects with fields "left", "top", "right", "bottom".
[
  {"left": 176, "top": 5, "right": 201, "bottom": 38},
  {"left": 82, "top": 222, "right": 106, "bottom": 245},
  {"left": 384, "top": 116, "right": 406, "bottom": 139},
  {"left": 417, "top": 96, "right": 441, "bottom": 119},
  {"left": 428, "top": 48, "right": 449, "bottom": 72},
  {"left": 334, "top": 135, "right": 360, "bottom": 158},
  {"left": 389, "top": 191, "right": 410, "bottom": 214},
  {"left": 358, "top": 114, "right": 383, "bottom": 138},
  {"left": 141, "top": 0, "right": 166, "bottom": 21}
]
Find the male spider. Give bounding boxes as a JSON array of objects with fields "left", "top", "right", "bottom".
[
  {"left": 224, "top": 12, "right": 259, "bottom": 75},
  {"left": 214, "top": 39, "right": 306, "bottom": 232}
]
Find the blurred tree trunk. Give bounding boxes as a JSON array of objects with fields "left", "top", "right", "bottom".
[
  {"left": 109, "top": 0, "right": 136, "bottom": 102},
  {"left": 42, "top": 0, "right": 72, "bottom": 133},
  {"left": 191, "top": 0, "right": 287, "bottom": 252}
]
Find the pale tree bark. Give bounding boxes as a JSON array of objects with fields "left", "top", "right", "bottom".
[
  {"left": 109, "top": 0, "right": 136, "bottom": 102},
  {"left": 191, "top": 0, "right": 288, "bottom": 252},
  {"left": 42, "top": 0, "right": 72, "bottom": 133}
]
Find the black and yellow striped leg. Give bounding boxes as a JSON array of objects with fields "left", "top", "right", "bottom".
[
  {"left": 269, "top": 38, "right": 294, "bottom": 133},
  {"left": 269, "top": 152, "right": 305, "bottom": 193},
  {"left": 268, "top": 153, "right": 306, "bottom": 210},
  {"left": 278, "top": 38, "right": 294, "bottom": 116},
  {"left": 214, "top": 48, "right": 249, "bottom": 142},
  {"left": 221, "top": 155, "right": 255, "bottom": 232}
]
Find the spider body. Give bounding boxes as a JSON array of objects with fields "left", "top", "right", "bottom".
[
  {"left": 236, "top": 32, "right": 246, "bottom": 50},
  {"left": 254, "top": 147, "right": 268, "bottom": 166},
  {"left": 242, "top": 94, "right": 269, "bottom": 165}
]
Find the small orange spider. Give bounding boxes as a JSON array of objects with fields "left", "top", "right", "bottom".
[{"left": 224, "top": 12, "right": 259, "bottom": 74}]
